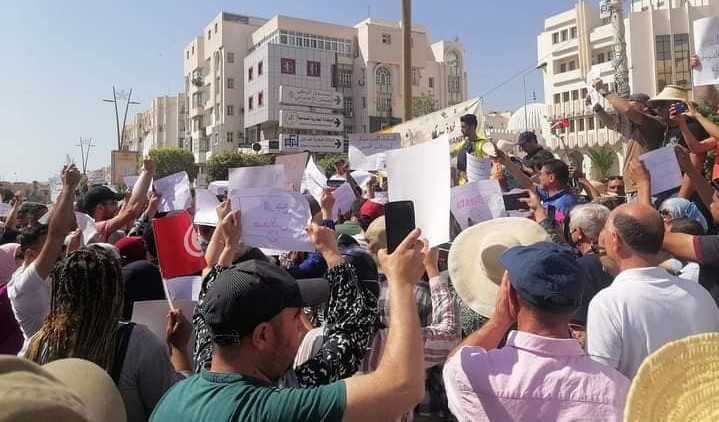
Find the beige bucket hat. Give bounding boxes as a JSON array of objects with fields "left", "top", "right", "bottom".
[{"left": 448, "top": 217, "right": 551, "bottom": 318}]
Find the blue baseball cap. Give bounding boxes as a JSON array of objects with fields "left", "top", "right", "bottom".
[{"left": 500, "top": 242, "right": 585, "bottom": 311}]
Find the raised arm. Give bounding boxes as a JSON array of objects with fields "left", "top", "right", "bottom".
[
  {"left": 342, "top": 230, "right": 426, "bottom": 422},
  {"left": 683, "top": 102, "right": 719, "bottom": 154},
  {"left": 4, "top": 192, "right": 23, "bottom": 229},
  {"left": 201, "top": 199, "right": 231, "bottom": 277},
  {"left": 498, "top": 153, "right": 534, "bottom": 190},
  {"left": 675, "top": 146, "right": 715, "bottom": 210},
  {"left": 593, "top": 78, "right": 649, "bottom": 126},
  {"left": 690, "top": 55, "right": 719, "bottom": 110},
  {"left": 628, "top": 159, "right": 653, "bottom": 207},
  {"left": 104, "top": 157, "right": 156, "bottom": 234}
]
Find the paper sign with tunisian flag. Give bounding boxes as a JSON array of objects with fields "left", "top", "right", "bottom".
[{"left": 152, "top": 211, "right": 206, "bottom": 279}]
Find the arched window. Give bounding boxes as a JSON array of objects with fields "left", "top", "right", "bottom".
[
  {"left": 447, "top": 51, "right": 461, "bottom": 77},
  {"left": 376, "top": 67, "right": 392, "bottom": 93}
]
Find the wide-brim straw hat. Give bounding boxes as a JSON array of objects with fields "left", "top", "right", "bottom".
[
  {"left": 448, "top": 217, "right": 550, "bottom": 318},
  {"left": 647, "top": 84, "right": 689, "bottom": 106},
  {"left": 625, "top": 332, "right": 719, "bottom": 422}
]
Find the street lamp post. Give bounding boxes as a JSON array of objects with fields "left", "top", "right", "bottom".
[{"left": 104, "top": 86, "right": 140, "bottom": 150}]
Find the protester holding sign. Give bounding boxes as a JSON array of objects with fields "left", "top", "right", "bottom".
[{"left": 452, "top": 114, "right": 489, "bottom": 185}]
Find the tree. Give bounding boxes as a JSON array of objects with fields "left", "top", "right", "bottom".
[
  {"left": 315, "top": 153, "right": 347, "bottom": 178},
  {"left": 586, "top": 146, "right": 617, "bottom": 179},
  {"left": 206, "top": 151, "right": 273, "bottom": 182},
  {"left": 149, "top": 147, "right": 198, "bottom": 182},
  {"left": 412, "top": 92, "right": 439, "bottom": 119},
  {"left": 0, "top": 188, "right": 13, "bottom": 202}
]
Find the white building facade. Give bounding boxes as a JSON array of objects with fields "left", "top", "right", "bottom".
[
  {"left": 537, "top": 0, "right": 719, "bottom": 177},
  {"left": 185, "top": 13, "right": 468, "bottom": 159},
  {"left": 122, "top": 94, "right": 186, "bottom": 156}
]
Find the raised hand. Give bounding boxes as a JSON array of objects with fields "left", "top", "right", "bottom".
[
  {"left": 378, "top": 228, "right": 426, "bottom": 287},
  {"left": 166, "top": 308, "right": 192, "bottom": 350},
  {"left": 62, "top": 164, "right": 82, "bottom": 189},
  {"left": 143, "top": 157, "right": 156, "bottom": 175},
  {"left": 219, "top": 210, "right": 242, "bottom": 245},
  {"left": 216, "top": 198, "right": 231, "bottom": 222},
  {"left": 306, "top": 223, "right": 338, "bottom": 255},
  {"left": 629, "top": 159, "right": 651, "bottom": 187}
]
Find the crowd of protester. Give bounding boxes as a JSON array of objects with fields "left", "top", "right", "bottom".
[{"left": 2, "top": 56, "right": 719, "bottom": 422}]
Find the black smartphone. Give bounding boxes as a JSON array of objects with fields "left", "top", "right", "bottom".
[
  {"left": 711, "top": 178, "right": 719, "bottom": 191},
  {"left": 327, "top": 179, "right": 345, "bottom": 188},
  {"left": 547, "top": 204, "right": 556, "bottom": 226},
  {"left": 503, "top": 192, "right": 530, "bottom": 211},
  {"left": 385, "top": 200, "right": 416, "bottom": 254},
  {"left": 673, "top": 102, "right": 688, "bottom": 114}
]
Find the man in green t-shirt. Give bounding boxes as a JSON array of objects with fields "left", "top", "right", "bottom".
[{"left": 150, "top": 212, "right": 427, "bottom": 422}]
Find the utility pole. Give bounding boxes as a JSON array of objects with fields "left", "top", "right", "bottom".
[
  {"left": 401, "top": 0, "right": 412, "bottom": 121},
  {"left": 75, "top": 137, "right": 95, "bottom": 174},
  {"left": 610, "top": 0, "right": 630, "bottom": 97},
  {"left": 104, "top": 87, "right": 140, "bottom": 150}
]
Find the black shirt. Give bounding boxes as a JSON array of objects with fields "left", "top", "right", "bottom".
[
  {"left": 665, "top": 119, "right": 711, "bottom": 148},
  {"left": 574, "top": 253, "right": 614, "bottom": 325},
  {"left": 522, "top": 147, "right": 555, "bottom": 170},
  {"left": 697, "top": 235, "right": 719, "bottom": 307}
]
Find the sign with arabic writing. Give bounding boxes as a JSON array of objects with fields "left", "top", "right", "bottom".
[
  {"left": 279, "top": 134, "right": 345, "bottom": 153},
  {"left": 348, "top": 133, "right": 401, "bottom": 171},
  {"left": 693, "top": 17, "right": 719, "bottom": 87},
  {"left": 280, "top": 110, "right": 344, "bottom": 132},
  {"left": 231, "top": 188, "right": 314, "bottom": 252},
  {"left": 379, "top": 97, "right": 483, "bottom": 150},
  {"left": 279, "top": 86, "right": 343, "bottom": 109},
  {"left": 599, "top": 0, "right": 611, "bottom": 20}
]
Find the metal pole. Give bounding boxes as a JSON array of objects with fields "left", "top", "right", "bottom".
[
  {"left": 77, "top": 137, "right": 86, "bottom": 174},
  {"left": 610, "top": 0, "right": 630, "bottom": 97},
  {"left": 112, "top": 86, "right": 121, "bottom": 150},
  {"left": 523, "top": 73, "right": 528, "bottom": 131},
  {"left": 401, "top": 0, "right": 412, "bottom": 121},
  {"left": 121, "top": 88, "right": 134, "bottom": 150}
]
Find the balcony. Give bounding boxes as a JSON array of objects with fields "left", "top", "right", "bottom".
[{"left": 552, "top": 69, "right": 582, "bottom": 85}]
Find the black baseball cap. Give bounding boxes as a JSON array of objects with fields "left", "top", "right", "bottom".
[
  {"left": 201, "top": 260, "right": 329, "bottom": 344},
  {"left": 517, "top": 131, "right": 538, "bottom": 146},
  {"left": 81, "top": 186, "right": 125, "bottom": 214},
  {"left": 501, "top": 242, "right": 585, "bottom": 311}
]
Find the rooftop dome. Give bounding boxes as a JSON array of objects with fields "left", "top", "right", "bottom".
[{"left": 507, "top": 103, "right": 548, "bottom": 133}]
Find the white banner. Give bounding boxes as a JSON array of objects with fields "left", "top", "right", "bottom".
[
  {"left": 693, "top": 17, "right": 719, "bottom": 86},
  {"left": 381, "top": 97, "right": 483, "bottom": 149},
  {"left": 348, "top": 133, "right": 401, "bottom": 171}
]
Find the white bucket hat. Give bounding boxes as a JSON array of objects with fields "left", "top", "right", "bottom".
[
  {"left": 648, "top": 84, "right": 689, "bottom": 106},
  {"left": 448, "top": 217, "right": 551, "bottom": 318}
]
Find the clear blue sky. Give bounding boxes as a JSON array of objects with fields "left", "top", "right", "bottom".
[{"left": 0, "top": 0, "right": 580, "bottom": 182}]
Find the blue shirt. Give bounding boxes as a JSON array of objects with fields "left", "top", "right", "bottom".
[{"left": 536, "top": 187, "right": 577, "bottom": 216}]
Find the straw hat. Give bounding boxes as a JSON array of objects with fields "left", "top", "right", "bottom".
[
  {"left": 625, "top": 332, "right": 719, "bottom": 422},
  {"left": 647, "top": 84, "right": 689, "bottom": 105},
  {"left": 482, "top": 139, "right": 516, "bottom": 157},
  {"left": 448, "top": 217, "right": 550, "bottom": 318}
]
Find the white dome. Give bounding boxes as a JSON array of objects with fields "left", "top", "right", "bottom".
[{"left": 507, "top": 103, "right": 548, "bottom": 133}]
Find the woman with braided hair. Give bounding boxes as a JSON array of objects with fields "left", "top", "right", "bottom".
[{"left": 25, "top": 247, "right": 192, "bottom": 422}]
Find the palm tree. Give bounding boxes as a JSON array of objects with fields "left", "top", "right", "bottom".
[{"left": 586, "top": 146, "right": 617, "bottom": 179}]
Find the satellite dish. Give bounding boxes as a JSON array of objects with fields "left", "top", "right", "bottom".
[{"left": 252, "top": 142, "right": 262, "bottom": 152}]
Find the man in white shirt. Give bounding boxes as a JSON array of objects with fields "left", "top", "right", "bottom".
[
  {"left": 8, "top": 164, "right": 81, "bottom": 340},
  {"left": 587, "top": 202, "right": 719, "bottom": 379}
]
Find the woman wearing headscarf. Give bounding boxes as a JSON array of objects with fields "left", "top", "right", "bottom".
[
  {"left": 0, "top": 243, "right": 22, "bottom": 354},
  {"left": 659, "top": 197, "right": 709, "bottom": 234}
]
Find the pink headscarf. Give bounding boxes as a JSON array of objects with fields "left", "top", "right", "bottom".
[{"left": 0, "top": 243, "right": 20, "bottom": 286}]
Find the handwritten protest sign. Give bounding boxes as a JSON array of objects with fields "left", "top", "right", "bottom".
[
  {"left": 154, "top": 171, "right": 192, "bottom": 212},
  {"left": 332, "top": 183, "right": 357, "bottom": 220},
  {"left": 350, "top": 170, "right": 374, "bottom": 188},
  {"left": 639, "top": 146, "right": 684, "bottom": 195},
  {"left": 165, "top": 276, "right": 202, "bottom": 302},
  {"left": 451, "top": 180, "right": 506, "bottom": 230},
  {"left": 466, "top": 153, "right": 492, "bottom": 182},
  {"left": 232, "top": 189, "right": 313, "bottom": 252},
  {"left": 586, "top": 66, "right": 601, "bottom": 108},
  {"left": 301, "top": 156, "right": 327, "bottom": 203},
  {"left": 349, "top": 133, "right": 401, "bottom": 171},
  {"left": 0, "top": 203, "right": 11, "bottom": 218},
  {"left": 193, "top": 189, "right": 220, "bottom": 226},
  {"left": 693, "top": 17, "right": 719, "bottom": 86},
  {"left": 229, "top": 165, "right": 288, "bottom": 196},
  {"left": 276, "top": 152, "right": 309, "bottom": 192},
  {"left": 132, "top": 300, "right": 196, "bottom": 357},
  {"left": 387, "top": 136, "right": 450, "bottom": 246}
]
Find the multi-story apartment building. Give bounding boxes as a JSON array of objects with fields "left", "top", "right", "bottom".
[
  {"left": 185, "top": 12, "right": 467, "bottom": 160},
  {"left": 537, "top": 0, "right": 719, "bottom": 177},
  {"left": 122, "top": 94, "right": 186, "bottom": 156},
  {"left": 183, "top": 13, "right": 268, "bottom": 170}
]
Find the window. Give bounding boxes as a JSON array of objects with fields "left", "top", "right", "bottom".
[
  {"left": 227, "top": 132, "right": 234, "bottom": 143},
  {"left": 554, "top": 93, "right": 561, "bottom": 104},
  {"left": 448, "top": 78, "right": 461, "bottom": 93},
  {"left": 552, "top": 32, "right": 560, "bottom": 44},
  {"left": 428, "top": 77, "right": 434, "bottom": 89},
  {"left": 588, "top": 117, "right": 595, "bottom": 130},
  {"left": 362, "top": 97, "right": 366, "bottom": 109},
  {"left": 227, "top": 52, "right": 234, "bottom": 63},
  {"left": 382, "top": 33, "right": 392, "bottom": 45},
  {"left": 227, "top": 105, "right": 234, "bottom": 116},
  {"left": 227, "top": 78, "right": 234, "bottom": 89},
  {"left": 598, "top": 118, "right": 606, "bottom": 129},
  {"left": 248, "top": 67, "right": 253, "bottom": 81},
  {"left": 258, "top": 91, "right": 264, "bottom": 107},
  {"left": 186, "top": 50, "right": 189, "bottom": 59},
  {"left": 215, "top": 76, "right": 220, "bottom": 94},
  {"left": 214, "top": 23, "right": 218, "bottom": 33},
  {"left": 608, "top": 50, "right": 613, "bottom": 61},
  {"left": 191, "top": 46, "right": 195, "bottom": 55},
  {"left": 258, "top": 61, "right": 263, "bottom": 75},
  {"left": 569, "top": 61, "right": 576, "bottom": 71},
  {"left": 561, "top": 29, "right": 568, "bottom": 41},
  {"left": 655, "top": 35, "right": 672, "bottom": 92},
  {"left": 581, "top": 88, "right": 588, "bottom": 98},
  {"left": 560, "top": 63, "right": 567, "bottom": 73},
  {"left": 307, "top": 61, "right": 321, "bottom": 77},
  {"left": 376, "top": 67, "right": 392, "bottom": 93},
  {"left": 674, "top": 33, "right": 691, "bottom": 88},
  {"left": 343, "top": 97, "right": 353, "bottom": 117},
  {"left": 377, "top": 95, "right": 392, "bottom": 111},
  {"left": 596, "top": 53, "right": 605, "bottom": 64},
  {"left": 570, "top": 26, "right": 577, "bottom": 39},
  {"left": 562, "top": 91, "right": 570, "bottom": 102},
  {"left": 572, "top": 90, "right": 579, "bottom": 101},
  {"left": 447, "top": 51, "right": 461, "bottom": 77},
  {"left": 281, "top": 58, "right": 296, "bottom": 75},
  {"left": 208, "top": 30, "right": 211, "bottom": 40},
  {"left": 412, "top": 67, "right": 421, "bottom": 86},
  {"left": 339, "top": 71, "right": 352, "bottom": 87},
  {"left": 248, "top": 96, "right": 253, "bottom": 111},
  {"left": 578, "top": 118, "right": 585, "bottom": 131}
]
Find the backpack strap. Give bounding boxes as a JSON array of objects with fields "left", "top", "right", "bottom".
[{"left": 110, "top": 322, "right": 136, "bottom": 385}]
